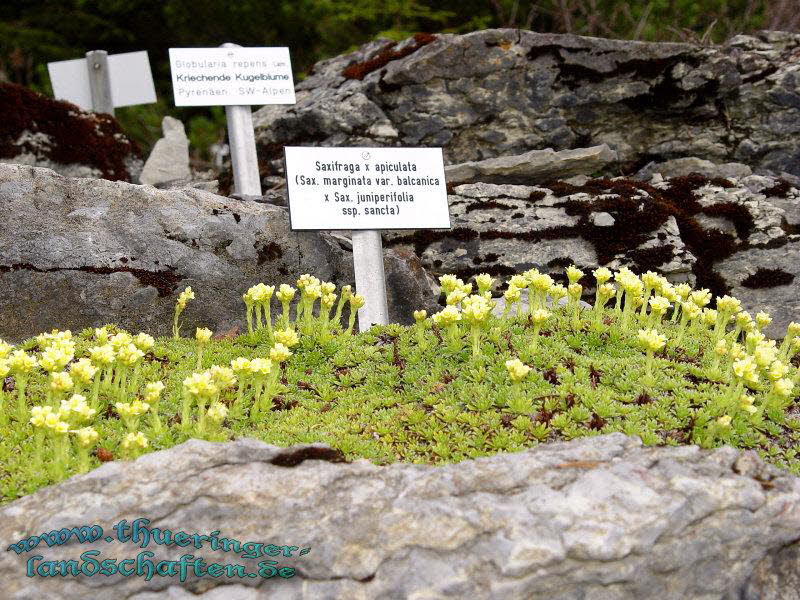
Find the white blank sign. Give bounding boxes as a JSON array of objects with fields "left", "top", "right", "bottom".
[
  {"left": 48, "top": 51, "right": 156, "bottom": 110},
  {"left": 285, "top": 146, "right": 451, "bottom": 231}
]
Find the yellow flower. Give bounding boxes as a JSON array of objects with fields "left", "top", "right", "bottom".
[
  {"left": 641, "top": 271, "right": 661, "bottom": 288},
  {"left": 274, "top": 328, "right": 299, "bottom": 348},
  {"left": 438, "top": 274, "right": 461, "bottom": 295},
  {"left": 208, "top": 366, "right": 237, "bottom": 389},
  {"left": 230, "top": 357, "right": 252, "bottom": 373},
  {"left": 716, "top": 415, "right": 732, "bottom": 428},
  {"left": 681, "top": 302, "right": 701, "bottom": 320},
  {"left": 413, "top": 310, "right": 427, "bottom": 322},
  {"left": 739, "top": 394, "right": 757, "bottom": 415},
  {"left": 248, "top": 358, "right": 273, "bottom": 377},
  {"left": 702, "top": 308, "right": 718, "bottom": 327},
  {"left": 269, "top": 343, "right": 292, "bottom": 363},
  {"left": 321, "top": 292, "right": 337, "bottom": 309},
  {"left": 531, "top": 308, "right": 551, "bottom": 325},
  {"left": 38, "top": 346, "right": 73, "bottom": 372},
  {"left": 462, "top": 297, "right": 492, "bottom": 325},
  {"left": 29, "top": 406, "right": 54, "bottom": 427},
  {"left": 349, "top": 294, "right": 366, "bottom": 310},
  {"left": 432, "top": 306, "right": 461, "bottom": 327},
  {"left": 566, "top": 265, "right": 584, "bottom": 284},
  {"left": 505, "top": 358, "right": 531, "bottom": 382},
  {"left": 207, "top": 402, "right": 228, "bottom": 422},
  {"left": 446, "top": 290, "right": 466, "bottom": 306},
  {"left": 0, "top": 359, "right": 8, "bottom": 378},
  {"left": 70, "top": 358, "right": 98, "bottom": 384},
  {"left": 276, "top": 284, "right": 296, "bottom": 303},
  {"left": 122, "top": 431, "right": 148, "bottom": 450},
  {"left": 732, "top": 356, "right": 758, "bottom": 384},
  {"left": 529, "top": 273, "right": 554, "bottom": 291},
  {"left": 116, "top": 343, "right": 145, "bottom": 366},
  {"left": 773, "top": 378, "right": 794, "bottom": 398},
  {"left": 597, "top": 282, "right": 616, "bottom": 300},
  {"left": 768, "top": 360, "right": 788, "bottom": 381},
  {"left": 177, "top": 287, "right": 195, "bottom": 309},
  {"left": 475, "top": 273, "right": 494, "bottom": 293},
  {"left": 50, "top": 371, "right": 73, "bottom": 393},
  {"left": 109, "top": 332, "right": 133, "bottom": 350},
  {"left": 637, "top": 329, "right": 667, "bottom": 353},
  {"left": 716, "top": 295, "right": 742, "bottom": 314},
  {"left": 115, "top": 400, "right": 149, "bottom": 417},
  {"left": 503, "top": 287, "right": 521, "bottom": 302},
  {"left": 88, "top": 345, "right": 115, "bottom": 366},
  {"left": 182, "top": 372, "right": 219, "bottom": 398},
  {"left": 94, "top": 326, "right": 110, "bottom": 343},
  {"left": 548, "top": 283, "right": 568, "bottom": 301},
  {"left": 509, "top": 274, "right": 528, "bottom": 289},
  {"left": 567, "top": 283, "right": 582, "bottom": 299},
  {"left": 689, "top": 289, "right": 712, "bottom": 307},
  {"left": 133, "top": 333, "right": 155, "bottom": 351},
  {"left": 593, "top": 267, "right": 612, "bottom": 284},
  {"left": 674, "top": 283, "right": 692, "bottom": 300},
  {"left": 75, "top": 427, "right": 99, "bottom": 448},
  {"left": 195, "top": 327, "right": 213, "bottom": 343},
  {"left": 321, "top": 282, "right": 336, "bottom": 295},
  {"left": 297, "top": 274, "right": 320, "bottom": 290},
  {"left": 648, "top": 296, "right": 671, "bottom": 314},
  {"left": 714, "top": 340, "right": 728, "bottom": 356},
  {"left": 787, "top": 322, "right": 800, "bottom": 338},
  {"left": 0, "top": 339, "right": 12, "bottom": 360},
  {"left": 753, "top": 344, "right": 778, "bottom": 369},
  {"left": 144, "top": 381, "right": 165, "bottom": 402}
]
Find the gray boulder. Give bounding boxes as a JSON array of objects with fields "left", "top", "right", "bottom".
[
  {"left": 139, "top": 116, "right": 191, "bottom": 186},
  {"left": 0, "top": 434, "right": 798, "bottom": 599},
  {"left": 250, "top": 29, "right": 800, "bottom": 186},
  {"left": 0, "top": 163, "right": 435, "bottom": 342}
]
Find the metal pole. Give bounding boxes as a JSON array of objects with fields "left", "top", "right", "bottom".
[
  {"left": 352, "top": 229, "right": 389, "bottom": 331},
  {"left": 85, "top": 50, "right": 114, "bottom": 115},
  {"left": 221, "top": 43, "right": 262, "bottom": 199}
]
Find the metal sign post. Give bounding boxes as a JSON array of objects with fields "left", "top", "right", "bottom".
[
  {"left": 85, "top": 50, "right": 115, "bottom": 115},
  {"left": 220, "top": 43, "right": 262, "bottom": 198},
  {"left": 352, "top": 230, "right": 390, "bottom": 329}
]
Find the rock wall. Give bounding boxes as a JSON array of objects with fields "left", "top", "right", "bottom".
[
  {"left": 250, "top": 29, "right": 800, "bottom": 191},
  {"left": 0, "top": 164, "right": 437, "bottom": 342},
  {"left": 0, "top": 83, "right": 142, "bottom": 182},
  {"left": 382, "top": 165, "right": 800, "bottom": 339},
  {"left": 0, "top": 434, "right": 798, "bottom": 599}
]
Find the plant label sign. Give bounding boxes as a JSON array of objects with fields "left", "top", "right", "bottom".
[
  {"left": 48, "top": 51, "right": 156, "bottom": 112},
  {"left": 283, "top": 146, "right": 450, "bottom": 230},
  {"left": 168, "top": 47, "right": 295, "bottom": 107}
]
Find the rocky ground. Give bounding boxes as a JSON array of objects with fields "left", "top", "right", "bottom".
[{"left": 1, "top": 434, "right": 797, "bottom": 599}]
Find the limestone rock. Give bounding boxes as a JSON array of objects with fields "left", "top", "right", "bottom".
[
  {"left": 1, "top": 434, "right": 798, "bottom": 598},
  {"left": 0, "top": 82, "right": 142, "bottom": 182},
  {"left": 139, "top": 116, "right": 191, "bottom": 186},
  {"left": 445, "top": 145, "right": 617, "bottom": 184},
  {"left": 248, "top": 29, "right": 800, "bottom": 189},
  {"left": 0, "top": 164, "right": 433, "bottom": 342}
]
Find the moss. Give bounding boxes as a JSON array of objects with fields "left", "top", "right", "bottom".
[
  {"left": 700, "top": 202, "right": 755, "bottom": 241},
  {"left": 763, "top": 179, "right": 793, "bottom": 198},
  {"left": 741, "top": 268, "right": 795, "bottom": 289},
  {"left": 0, "top": 263, "right": 180, "bottom": 296},
  {"left": 0, "top": 82, "right": 140, "bottom": 181},
  {"left": 342, "top": 33, "right": 437, "bottom": 80},
  {"left": 465, "top": 200, "right": 515, "bottom": 213}
]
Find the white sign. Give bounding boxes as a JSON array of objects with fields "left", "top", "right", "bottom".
[
  {"left": 47, "top": 51, "right": 156, "bottom": 110},
  {"left": 284, "top": 147, "right": 451, "bottom": 231},
  {"left": 168, "top": 47, "right": 295, "bottom": 107}
]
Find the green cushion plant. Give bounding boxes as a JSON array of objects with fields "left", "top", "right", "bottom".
[{"left": 1, "top": 267, "right": 799, "bottom": 504}]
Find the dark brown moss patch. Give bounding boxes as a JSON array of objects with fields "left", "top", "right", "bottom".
[
  {"left": 700, "top": 202, "right": 755, "bottom": 240},
  {"left": 763, "top": 178, "right": 793, "bottom": 198},
  {"left": 741, "top": 268, "right": 795, "bottom": 288},
  {"left": 0, "top": 82, "right": 140, "bottom": 181},
  {"left": 269, "top": 446, "right": 348, "bottom": 467},
  {"left": 465, "top": 200, "right": 515, "bottom": 213},
  {"left": 342, "top": 33, "right": 437, "bottom": 80},
  {"left": 0, "top": 263, "right": 181, "bottom": 296}
]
